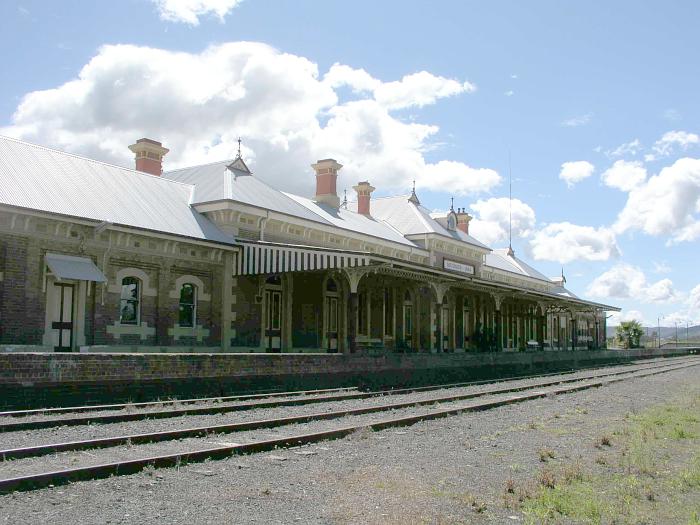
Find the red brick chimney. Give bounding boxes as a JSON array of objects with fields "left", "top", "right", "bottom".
[
  {"left": 312, "top": 159, "right": 342, "bottom": 208},
  {"left": 128, "top": 138, "right": 169, "bottom": 176},
  {"left": 456, "top": 208, "right": 472, "bottom": 234},
  {"left": 353, "top": 181, "right": 375, "bottom": 216}
]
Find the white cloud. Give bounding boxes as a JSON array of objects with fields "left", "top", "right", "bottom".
[
  {"left": 614, "top": 157, "right": 700, "bottom": 244},
  {"left": 2, "top": 42, "right": 493, "bottom": 198},
  {"left": 504, "top": 90, "right": 514, "bottom": 97},
  {"left": 652, "top": 261, "right": 671, "bottom": 274},
  {"left": 561, "top": 114, "right": 591, "bottom": 127},
  {"left": 609, "top": 309, "right": 647, "bottom": 326},
  {"left": 606, "top": 138, "right": 642, "bottom": 158},
  {"left": 586, "top": 263, "right": 680, "bottom": 303},
  {"left": 421, "top": 161, "right": 500, "bottom": 196},
  {"left": 559, "top": 161, "right": 595, "bottom": 188},
  {"left": 600, "top": 160, "right": 647, "bottom": 192},
  {"left": 373, "top": 71, "right": 476, "bottom": 110},
  {"left": 468, "top": 198, "right": 536, "bottom": 245},
  {"left": 647, "top": 130, "right": 699, "bottom": 161},
  {"left": 529, "top": 223, "right": 620, "bottom": 263},
  {"left": 152, "top": 0, "right": 243, "bottom": 25},
  {"left": 663, "top": 109, "right": 681, "bottom": 121},
  {"left": 323, "top": 65, "right": 476, "bottom": 112},
  {"left": 663, "top": 284, "right": 700, "bottom": 325},
  {"left": 323, "top": 63, "right": 380, "bottom": 93}
]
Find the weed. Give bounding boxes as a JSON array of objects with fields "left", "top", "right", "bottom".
[
  {"left": 595, "top": 454, "right": 608, "bottom": 466},
  {"left": 537, "top": 468, "right": 556, "bottom": 489},
  {"left": 673, "top": 425, "right": 696, "bottom": 439},
  {"left": 504, "top": 477, "right": 515, "bottom": 494},
  {"left": 562, "top": 460, "right": 585, "bottom": 484},
  {"left": 451, "top": 491, "right": 487, "bottom": 513},
  {"left": 538, "top": 447, "right": 555, "bottom": 462},
  {"left": 596, "top": 434, "right": 612, "bottom": 448}
]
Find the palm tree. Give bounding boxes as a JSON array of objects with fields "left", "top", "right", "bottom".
[{"left": 615, "top": 320, "right": 644, "bottom": 349}]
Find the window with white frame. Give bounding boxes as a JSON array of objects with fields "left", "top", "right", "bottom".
[
  {"left": 119, "top": 277, "right": 141, "bottom": 325},
  {"left": 178, "top": 283, "right": 197, "bottom": 327}
]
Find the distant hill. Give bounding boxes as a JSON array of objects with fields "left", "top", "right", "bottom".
[{"left": 606, "top": 324, "right": 700, "bottom": 342}]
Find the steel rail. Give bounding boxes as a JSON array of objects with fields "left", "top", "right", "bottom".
[
  {"left": 0, "top": 356, "right": 691, "bottom": 433},
  {"left": 0, "top": 386, "right": 359, "bottom": 419},
  {"left": 0, "top": 359, "right": 696, "bottom": 494},
  {"left": 3, "top": 355, "right": 686, "bottom": 420},
  {"left": 0, "top": 358, "right": 696, "bottom": 461}
]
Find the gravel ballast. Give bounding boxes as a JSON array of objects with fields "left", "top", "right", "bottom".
[
  {"left": 0, "top": 361, "right": 698, "bottom": 524},
  {"left": 0, "top": 357, "right": 688, "bottom": 452}
]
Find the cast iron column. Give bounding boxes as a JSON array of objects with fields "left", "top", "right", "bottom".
[{"left": 348, "top": 292, "right": 358, "bottom": 353}]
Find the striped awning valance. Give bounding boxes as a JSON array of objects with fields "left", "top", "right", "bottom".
[{"left": 234, "top": 243, "right": 372, "bottom": 276}]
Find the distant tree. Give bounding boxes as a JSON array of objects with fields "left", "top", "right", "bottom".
[{"left": 616, "top": 321, "right": 644, "bottom": 349}]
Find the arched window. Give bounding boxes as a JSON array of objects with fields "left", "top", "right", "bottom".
[
  {"left": 179, "top": 283, "right": 197, "bottom": 327},
  {"left": 120, "top": 277, "right": 140, "bottom": 325},
  {"left": 266, "top": 275, "right": 281, "bottom": 286},
  {"left": 447, "top": 213, "right": 457, "bottom": 231},
  {"left": 326, "top": 278, "right": 337, "bottom": 292}
]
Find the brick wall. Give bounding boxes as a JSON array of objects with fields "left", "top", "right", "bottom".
[
  {"left": 0, "top": 347, "right": 693, "bottom": 410},
  {"left": 0, "top": 215, "right": 227, "bottom": 350}
]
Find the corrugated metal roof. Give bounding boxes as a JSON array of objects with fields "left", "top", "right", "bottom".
[
  {"left": 484, "top": 249, "right": 552, "bottom": 282},
  {"left": 369, "top": 195, "right": 489, "bottom": 250},
  {"left": 283, "top": 193, "right": 416, "bottom": 247},
  {"left": 0, "top": 135, "right": 234, "bottom": 244},
  {"left": 165, "top": 161, "right": 326, "bottom": 223},
  {"left": 165, "top": 161, "right": 418, "bottom": 248},
  {"left": 484, "top": 249, "right": 579, "bottom": 298}
]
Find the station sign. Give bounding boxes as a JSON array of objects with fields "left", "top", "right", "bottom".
[{"left": 443, "top": 259, "right": 475, "bottom": 275}]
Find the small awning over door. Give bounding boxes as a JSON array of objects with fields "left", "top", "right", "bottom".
[
  {"left": 234, "top": 242, "right": 373, "bottom": 276},
  {"left": 45, "top": 253, "right": 107, "bottom": 282}
]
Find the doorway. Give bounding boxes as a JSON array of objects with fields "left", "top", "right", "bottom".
[
  {"left": 324, "top": 278, "right": 339, "bottom": 353},
  {"left": 441, "top": 305, "right": 450, "bottom": 352},
  {"left": 48, "top": 282, "right": 75, "bottom": 352}
]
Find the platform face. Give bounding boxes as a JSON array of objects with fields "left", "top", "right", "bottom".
[{"left": 0, "top": 348, "right": 694, "bottom": 410}]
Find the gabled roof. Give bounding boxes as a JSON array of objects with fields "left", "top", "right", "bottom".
[
  {"left": 165, "top": 160, "right": 324, "bottom": 223},
  {"left": 283, "top": 194, "right": 415, "bottom": 247},
  {"left": 484, "top": 249, "right": 580, "bottom": 298},
  {"left": 0, "top": 135, "right": 233, "bottom": 244},
  {"left": 165, "top": 161, "right": 418, "bottom": 248},
  {"left": 368, "top": 195, "right": 489, "bottom": 250},
  {"left": 484, "top": 248, "right": 552, "bottom": 282}
]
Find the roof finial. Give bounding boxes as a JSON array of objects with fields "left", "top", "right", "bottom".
[
  {"left": 236, "top": 136, "right": 242, "bottom": 158},
  {"left": 450, "top": 196, "right": 454, "bottom": 212},
  {"left": 561, "top": 266, "right": 566, "bottom": 284},
  {"left": 408, "top": 179, "right": 420, "bottom": 205},
  {"left": 341, "top": 189, "right": 348, "bottom": 209}
]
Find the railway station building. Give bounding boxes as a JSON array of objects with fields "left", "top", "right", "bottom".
[{"left": 0, "top": 136, "right": 617, "bottom": 353}]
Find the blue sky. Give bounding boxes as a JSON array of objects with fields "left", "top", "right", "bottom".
[{"left": 1, "top": 0, "right": 699, "bottom": 326}]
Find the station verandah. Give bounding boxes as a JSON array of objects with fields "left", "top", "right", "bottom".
[{"left": 231, "top": 260, "right": 607, "bottom": 355}]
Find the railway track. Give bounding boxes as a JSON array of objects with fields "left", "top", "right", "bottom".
[
  {"left": 0, "top": 356, "right": 697, "bottom": 494},
  {"left": 0, "top": 356, "right": 694, "bottom": 460},
  {"left": 0, "top": 355, "right": 690, "bottom": 432}
]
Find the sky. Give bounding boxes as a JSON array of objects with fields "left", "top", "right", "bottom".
[{"left": 1, "top": 0, "right": 699, "bottom": 327}]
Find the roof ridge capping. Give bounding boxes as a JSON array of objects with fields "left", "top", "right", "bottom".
[{"left": 165, "top": 158, "right": 236, "bottom": 174}]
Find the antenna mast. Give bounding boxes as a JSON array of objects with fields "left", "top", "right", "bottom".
[{"left": 507, "top": 151, "right": 514, "bottom": 257}]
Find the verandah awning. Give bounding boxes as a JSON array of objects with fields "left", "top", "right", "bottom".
[
  {"left": 45, "top": 253, "right": 107, "bottom": 282},
  {"left": 234, "top": 242, "right": 372, "bottom": 276}
]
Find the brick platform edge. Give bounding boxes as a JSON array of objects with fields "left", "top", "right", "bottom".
[{"left": 0, "top": 348, "right": 695, "bottom": 410}]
